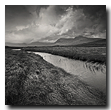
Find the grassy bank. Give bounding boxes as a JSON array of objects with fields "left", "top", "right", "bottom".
[
  {"left": 5, "top": 49, "right": 106, "bottom": 105},
  {"left": 23, "top": 46, "right": 106, "bottom": 64}
]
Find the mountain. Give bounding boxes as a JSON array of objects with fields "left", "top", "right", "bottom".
[
  {"left": 5, "top": 42, "right": 27, "bottom": 47},
  {"left": 55, "top": 38, "right": 74, "bottom": 44},
  {"left": 5, "top": 36, "right": 106, "bottom": 47},
  {"left": 54, "top": 36, "right": 103, "bottom": 46},
  {"left": 73, "top": 39, "right": 106, "bottom": 47},
  {"left": 5, "top": 42, "right": 53, "bottom": 47},
  {"left": 28, "top": 42, "right": 53, "bottom": 46}
]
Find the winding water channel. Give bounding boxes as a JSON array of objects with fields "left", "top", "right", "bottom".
[
  {"left": 13, "top": 49, "right": 106, "bottom": 93},
  {"left": 28, "top": 51, "right": 106, "bottom": 93}
]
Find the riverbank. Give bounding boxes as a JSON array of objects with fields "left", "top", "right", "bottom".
[
  {"left": 5, "top": 49, "right": 106, "bottom": 105},
  {"left": 28, "top": 51, "right": 106, "bottom": 92},
  {"left": 23, "top": 46, "right": 106, "bottom": 64}
]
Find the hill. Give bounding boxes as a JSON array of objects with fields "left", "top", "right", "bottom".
[
  {"left": 74, "top": 39, "right": 106, "bottom": 47},
  {"left": 28, "top": 42, "right": 53, "bottom": 46},
  {"left": 55, "top": 36, "right": 103, "bottom": 46},
  {"left": 5, "top": 42, "right": 27, "bottom": 47},
  {"left": 5, "top": 36, "right": 106, "bottom": 47}
]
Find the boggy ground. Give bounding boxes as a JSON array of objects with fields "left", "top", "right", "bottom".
[
  {"left": 5, "top": 49, "right": 106, "bottom": 105},
  {"left": 23, "top": 46, "right": 106, "bottom": 64}
]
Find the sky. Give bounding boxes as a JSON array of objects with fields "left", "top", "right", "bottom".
[{"left": 5, "top": 5, "right": 106, "bottom": 43}]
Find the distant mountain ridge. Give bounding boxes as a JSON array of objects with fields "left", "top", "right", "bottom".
[
  {"left": 28, "top": 42, "right": 53, "bottom": 46},
  {"left": 73, "top": 39, "right": 106, "bottom": 47},
  {"left": 5, "top": 42, "right": 27, "bottom": 47},
  {"left": 55, "top": 36, "right": 103, "bottom": 45},
  {"left": 5, "top": 36, "right": 106, "bottom": 47}
]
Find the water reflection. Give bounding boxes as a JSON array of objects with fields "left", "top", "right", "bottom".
[
  {"left": 30, "top": 51, "right": 106, "bottom": 93},
  {"left": 12, "top": 49, "right": 21, "bottom": 50}
]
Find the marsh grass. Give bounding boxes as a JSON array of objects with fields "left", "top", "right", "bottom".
[
  {"left": 5, "top": 49, "right": 106, "bottom": 105},
  {"left": 23, "top": 46, "right": 106, "bottom": 64},
  {"left": 84, "top": 62, "right": 106, "bottom": 74}
]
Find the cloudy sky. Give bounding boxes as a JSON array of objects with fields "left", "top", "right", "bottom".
[{"left": 5, "top": 5, "right": 106, "bottom": 43}]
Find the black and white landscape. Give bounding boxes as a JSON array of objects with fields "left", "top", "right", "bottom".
[{"left": 5, "top": 5, "right": 106, "bottom": 105}]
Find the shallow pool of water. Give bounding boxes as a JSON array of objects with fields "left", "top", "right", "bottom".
[
  {"left": 28, "top": 51, "right": 106, "bottom": 93},
  {"left": 12, "top": 49, "right": 21, "bottom": 51}
]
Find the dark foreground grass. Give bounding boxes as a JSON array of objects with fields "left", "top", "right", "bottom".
[
  {"left": 5, "top": 49, "right": 106, "bottom": 105},
  {"left": 23, "top": 46, "right": 106, "bottom": 64}
]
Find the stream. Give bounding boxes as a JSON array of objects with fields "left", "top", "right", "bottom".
[{"left": 13, "top": 49, "right": 106, "bottom": 93}]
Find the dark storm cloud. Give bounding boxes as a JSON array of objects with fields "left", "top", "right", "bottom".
[
  {"left": 5, "top": 5, "right": 106, "bottom": 43},
  {"left": 24, "top": 5, "right": 49, "bottom": 16}
]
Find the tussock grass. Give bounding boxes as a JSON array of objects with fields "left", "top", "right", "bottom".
[
  {"left": 5, "top": 49, "right": 106, "bottom": 105},
  {"left": 84, "top": 62, "right": 106, "bottom": 74},
  {"left": 23, "top": 46, "right": 106, "bottom": 64}
]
